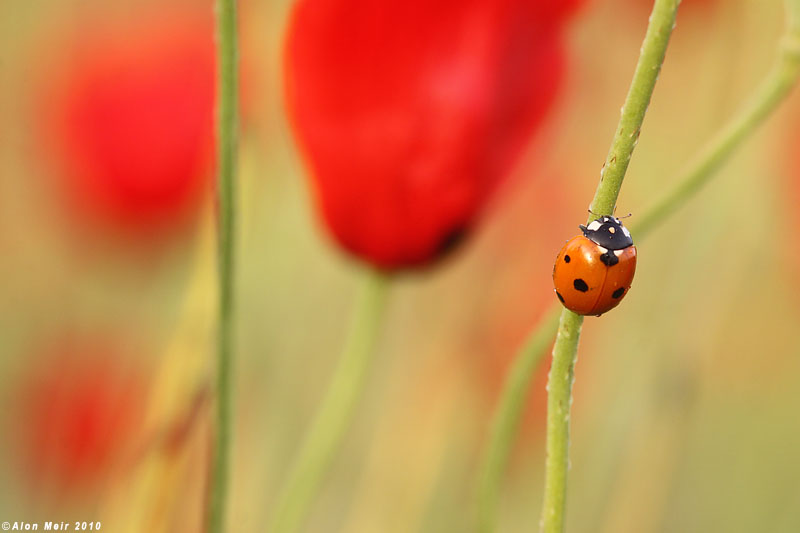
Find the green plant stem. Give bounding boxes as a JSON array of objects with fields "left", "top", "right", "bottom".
[
  {"left": 539, "top": 309, "right": 584, "bottom": 533},
  {"left": 540, "top": 2, "right": 680, "bottom": 532},
  {"left": 634, "top": 5, "right": 800, "bottom": 239},
  {"left": 477, "top": 2, "right": 800, "bottom": 532},
  {"left": 208, "top": 0, "right": 239, "bottom": 532},
  {"left": 589, "top": 2, "right": 678, "bottom": 215},
  {"left": 538, "top": 2, "right": 680, "bottom": 530},
  {"left": 269, "top": 270, "right": 390, "bottom": 533},
  {"left": 476, "top": 307, "right": 561, "bottom": 532}
]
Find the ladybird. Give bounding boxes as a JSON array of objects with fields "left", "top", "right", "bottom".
[{"left": 553, "top": 215, "right": 637, "bottom": 316}]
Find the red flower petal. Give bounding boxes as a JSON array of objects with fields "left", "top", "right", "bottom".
[
  {"left": 286, "top": 0, "right": 583, "bottom": 269},
  {"left": 12, "top": 335, "right": 146, "bottom": 496},
  {"left": 38, "top": 10, "right": 216, "bottom": 243}
]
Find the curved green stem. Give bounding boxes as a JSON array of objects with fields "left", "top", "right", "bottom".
[
  {"left": 208, "top": 0, "right": 239, "bottom": 532},
  {"left": 540, "top": 3, "right": 680, "bottom": 531},
  {"left": 634, "top": 3, "right": 800, "bottom": 239},
  {"left": 269, "top": 270, "right": 390, "bottom": 533},
  {"left": 477, "top": 2, "right": 800, "bottom": 532}
]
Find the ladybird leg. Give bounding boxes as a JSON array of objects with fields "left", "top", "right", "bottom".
[{"left": 598, "top": 249, "right": 619, "bottom": 267}]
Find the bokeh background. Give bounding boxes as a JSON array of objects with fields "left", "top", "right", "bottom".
[{"left": 2, "top": 0, "right": 800, "bottom": 532}]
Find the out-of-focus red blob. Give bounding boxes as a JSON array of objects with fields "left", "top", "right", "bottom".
[
  {"left": 285, "top": 0, "right": 584, "bottom": 269},
  {"left": 12, "top": 336, "right": 146, "bottom": 495},
  {"left": 39, "top": 11, "right": 216, "bottom": 243}
]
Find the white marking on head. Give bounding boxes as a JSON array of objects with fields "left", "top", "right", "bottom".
[
  {"left": 608, "top": 227, "right": 616, "bottom": 234},
  {"left": 614, "top": 250, "right": 623, "bottom": 257},
  {"left": 622, "top": 226, "right": 631, "bottom": 238},
  {"left": 587, "top": 220, "right": 602, "bottom": 231},
  {"left": 597, "top": 246, "right": 608, "bottom": 254}
]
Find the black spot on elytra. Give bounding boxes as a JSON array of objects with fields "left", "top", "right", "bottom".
[
  {"left": 599, "top": 250, "right": 619, "bottom": 267},
  {"left": 564, "top": 255, "right": 571, "bottom": 263},
  {"left": 556, "top": 291, "right": 565, "bottom": 303},
  {"left": 612, "top": 287, "right": 625, "bottom": 299},
  {"left": 436, "top": 226, "right": 468, "bottom": 256},
  {"left": 573, "top": 279, "right": 589, "bottom": 292}
]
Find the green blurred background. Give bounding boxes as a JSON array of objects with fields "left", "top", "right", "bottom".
[{"left": 2, "top": 0, "right": 800, "bottom": 532}]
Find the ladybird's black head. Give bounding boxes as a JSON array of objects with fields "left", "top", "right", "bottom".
[{"left": 579, "top": 215, "right": 633, "bottom": 250}]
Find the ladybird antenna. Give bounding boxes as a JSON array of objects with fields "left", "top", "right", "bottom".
[{"left": 618, "top": 212, "right": 633, "bottom": 219}]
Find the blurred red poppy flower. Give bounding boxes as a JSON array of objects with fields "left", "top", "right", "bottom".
[
  {"left": 11, "top": 336, "right": 146, "bottom": 496},
  {"left": 285, "top": 0, "right": 583, "bottom": 269},
  {"left": 38, "top": 10, "right": 216, "bottom": 244}
]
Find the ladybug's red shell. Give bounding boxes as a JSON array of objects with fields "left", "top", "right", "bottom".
[{"left": 553, "top": 218, "right": 637, "bottom": 316}]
